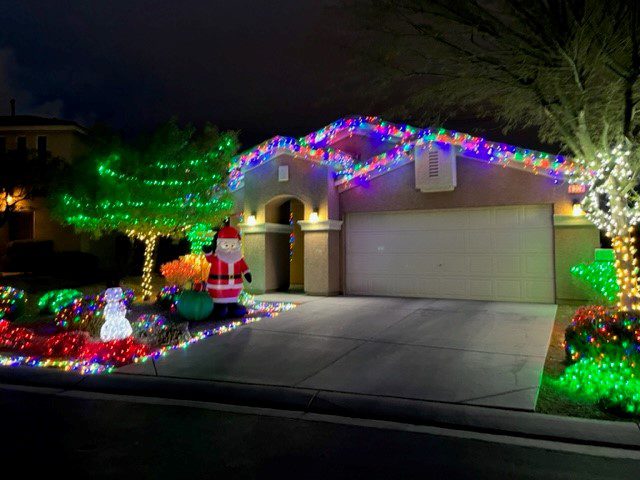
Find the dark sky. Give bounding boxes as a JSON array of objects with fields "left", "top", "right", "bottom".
[{"left": 0, "top": 0, "right": 547, "bottom": 150}]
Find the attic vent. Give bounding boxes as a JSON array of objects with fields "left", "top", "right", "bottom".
[
  {"left": 428, "top": 150, "right": 439, "bottom": 177},
  {"left": 414, "top": 144, "right": 457, "bottom": 192}
]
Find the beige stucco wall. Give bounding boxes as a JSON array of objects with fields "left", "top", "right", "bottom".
[
  {"left": 339, "top": 156, "right": 574, "bottom": 215},
  {"left": 303, "top": 230, "right": 341, "bottom": 295},
  {"left": 554, "top": 222, "right": 601, "bottom": 302},
  {"left": 241, "top": 153, "right": 340, "bottom": 222},
  {"left": 290, "top": 200, "right": 305, "bottom": 286},
  {"left": 0, "top": 128, "right": 86, "bottom": 161},
  {"left": 242, "top": 230, "right": 292, "bottom": 294}
]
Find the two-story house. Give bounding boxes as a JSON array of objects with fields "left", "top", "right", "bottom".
[{"left": 0, "top": 101, "right": 87, "bottom": 265}]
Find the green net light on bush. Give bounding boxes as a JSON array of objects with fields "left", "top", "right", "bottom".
[
  {"left": 38, "top": 289, "right": 83, "bottom": 314},
  {"left": 559, "top": 305, "right": 640, "bottom": 414},
  {"left": 555, "top": 356, "right": 640, "bottom": 414},
  {"left": 570, "top": 257, "right": 618, "bottom": 303}
]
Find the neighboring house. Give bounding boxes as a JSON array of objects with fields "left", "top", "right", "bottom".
[
  {"left": 0, "top": 105, "right": 87, "bottom": 261},
  {"left": 231, "top": 116, "right": 598, "bottom": 303}
]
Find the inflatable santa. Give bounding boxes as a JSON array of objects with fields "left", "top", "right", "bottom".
[{"left": 202, "top": 226, "right": 252, "bottom": 318}]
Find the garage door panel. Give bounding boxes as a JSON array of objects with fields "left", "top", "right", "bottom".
[
  {"left": 494, "top": 207, "right": 521, "bottom": 227},
  {"left": 524, "top": 205, "right": 552, "bottom": 226},
  {"left": 494, "top": 256, "right": 522, "bottom": 275},
  {"left": 469, "top": 256, "right": 493, "bottom": 274},
  {"left": 492, "top": 231, "right": 522, "bottom": 252},
  {"left": 467, "top": 231, "right": 493, "bottom": 251},
  {"left": 469, "top": 279, "right": 493, "bottom": 298},
  {"left": 439, "top": 255, "right": 468, "bottom": 274},
  {"left": 494, "top": 279, "right": 523, "bottom": 300},
  {"left": 346, "top": 205, "right": 554, "bottom": 303},
  {"left": 524, "top": 280, "right": 555, "bottom": 302},
  {"left": 467, "top": 209, "right": 492, "bottom": 228},
  {"left": 525, "top": 255, "right": 554, "bottom": 276}
]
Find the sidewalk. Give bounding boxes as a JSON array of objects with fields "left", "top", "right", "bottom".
[{"left": 1, "top": 364, "right": 639, "bottom": 450}]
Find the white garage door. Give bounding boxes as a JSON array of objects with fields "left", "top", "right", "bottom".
[{"left": 345, "top": 205, "right": 555, "bottom": 303}]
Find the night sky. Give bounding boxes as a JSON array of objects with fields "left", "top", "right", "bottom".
[{"left": 0, "top": 0, "right": 546, "bottom": 151}]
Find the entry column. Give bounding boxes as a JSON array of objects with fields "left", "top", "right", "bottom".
[
  {"left": 238, "top": 222, "right": 292, "bottom": 294},
  {"left": 298, "top": 219, "right": 343, "bottom": 295}
]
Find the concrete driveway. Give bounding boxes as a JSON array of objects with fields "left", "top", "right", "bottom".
[{"left": 118, "top": 295, "right": 556, "bottom": 411}]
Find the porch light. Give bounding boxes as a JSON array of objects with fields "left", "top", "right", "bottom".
[
  {"left": 246, "top": 214, "right": 257, "bottom": 226},
  {"left": 572, "top": 200, "right": 584, "bottom": 217},
  {"left": 308, "top": 211, "right": 319, "bottom": 222}
]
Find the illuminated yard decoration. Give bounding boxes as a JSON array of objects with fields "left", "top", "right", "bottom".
[
  {"left": 0, "top": 286, "right": 26, "bottom": 321},
  {"left": 38, "top": 289, "right": 83, "bottom": 314},
  {"left": 570, "top": 254, "right": 618, "bottom": 303},
  {"left": 100, "top": 287, "right": 133, "bottom": 341},
  {"left": 558, "top": 305, "right": 640, "bottom": 413},
  {"left": 54, "top": 121, "right": 238, "bottom": 299},
  {"left": 0, "top": 294, "right": 295, "bottom": 374},
  {"left": 555, "top": 356, "right": 640, "bottom": 414},
  {"left": 572, "top": 145, "right": 640, "bottom": 311},
  {"left": 229, "top": 116, "right": 576, "bottom": 191}
]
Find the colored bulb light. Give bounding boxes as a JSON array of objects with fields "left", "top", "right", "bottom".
[
  {"left": 0, "top": 293, "right": 295, "bottom": 375},
  {"left": 229, "top": 116, "right": 576, "bottom": 191}
]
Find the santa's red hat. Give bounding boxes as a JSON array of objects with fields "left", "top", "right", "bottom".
[{"left": 217, "top": 226, "right": 241, "bottom": 240}]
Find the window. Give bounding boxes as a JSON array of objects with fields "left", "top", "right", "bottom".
[
  {"left": 16, "top": 136, "right": 27, "bottom": 153},
  {"left": 37, "top": 136, "right": 47, "bottom": 158},
  {"left": 8, "top": 211, "right": 34, "bottom": 241}
]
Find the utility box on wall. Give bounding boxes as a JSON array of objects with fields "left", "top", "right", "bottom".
[{"left": 414, "top": 143, "right": 457, "bottom": 193}]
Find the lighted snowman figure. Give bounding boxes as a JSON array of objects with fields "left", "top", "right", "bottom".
[{"left": 100, "top": 287, "right": 133, "bottom": 341}]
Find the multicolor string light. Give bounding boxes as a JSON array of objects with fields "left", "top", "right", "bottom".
[
  {"left": 0, "top": 293, "right": 295, "bottom": 374},
  {"left": 229, "top": 116, "right": 576, "bottom": 190},
  {"left": 0, "top": 286, "right": 26, "bottom": 321},
  {"left": 558, "top": 305, "right": 640, "bottom": 413},
  {"left": 57, "top": 126, "right": 237, "bottom": 299},
  {"left": 289, "top": 210, "right": 295, "bottom": 262}
]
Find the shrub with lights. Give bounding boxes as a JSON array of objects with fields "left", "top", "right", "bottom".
[
  {"left": 570, "top": 249, "right": 618, "bottom": 304},
  {"left": 156, "top": 285, "right": 182, "bottom": 310},
  {"left": 38, "top": 289, "right": 83, "bottom": 314},
  {"left": 0, "top": 286, "right": 26, "bottom": 321},
  {"left": 557, "top": 305, "right": 640, "bottom": 414},
  {"left": 53, "top": 121, "right": 238, "bottom": 299}
]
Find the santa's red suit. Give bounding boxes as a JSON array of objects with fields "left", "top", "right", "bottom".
[{"left": 204, "top": 227, "right": 250, "bottom": 304}]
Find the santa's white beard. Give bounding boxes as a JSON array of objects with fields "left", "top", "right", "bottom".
[{"left": 216, "top": 248, "right": 242, "bottom": 264}]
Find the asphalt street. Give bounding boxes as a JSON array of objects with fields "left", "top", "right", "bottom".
[{"left": 0, "top": 386, "right": 637, "bottom": 479}]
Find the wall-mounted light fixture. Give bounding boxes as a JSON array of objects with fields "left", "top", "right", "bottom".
[
  {"left": 308, "top": 211, "right": 319, "bottom": 223},
  {"left": 246, "top": 214, "right": 257, "bottom": 226},
  {"left": 572, "top": 199, "right": 584, "bottom": 217}
]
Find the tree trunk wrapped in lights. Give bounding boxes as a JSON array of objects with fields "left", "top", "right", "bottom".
[
  {"left": 53, "top": 122, "right": 238, "bottom": 300},
  {"left": 576, "top": 145, "right": 640, "bottom": 311}
]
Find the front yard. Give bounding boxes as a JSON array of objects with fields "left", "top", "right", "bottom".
[
  {"left": 537, "top": 303, "right": 640, "bottom": 421},
  {"left": 0, "top": 274, "right": 294, "bottom": 373}
]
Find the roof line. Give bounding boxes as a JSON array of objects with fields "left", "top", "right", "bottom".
[{"left": 229, "top": 116, "right": 576, "bottom": 191}]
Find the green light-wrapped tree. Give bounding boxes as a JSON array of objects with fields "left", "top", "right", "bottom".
[{"left": 53, "top": 121, "right": 238, "bottom": 299}]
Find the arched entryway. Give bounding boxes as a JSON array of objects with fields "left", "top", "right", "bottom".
[{"left": 264, "top": 196, "right": 305, "bottom": 292}]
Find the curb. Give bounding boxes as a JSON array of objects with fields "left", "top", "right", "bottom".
[{"left": 1, "top": 366, "right": 639, "bottom": 450}]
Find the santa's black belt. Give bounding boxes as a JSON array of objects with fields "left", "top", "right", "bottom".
[{"left": 208, "top": 274, "right": 242, "bottom": 280}]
